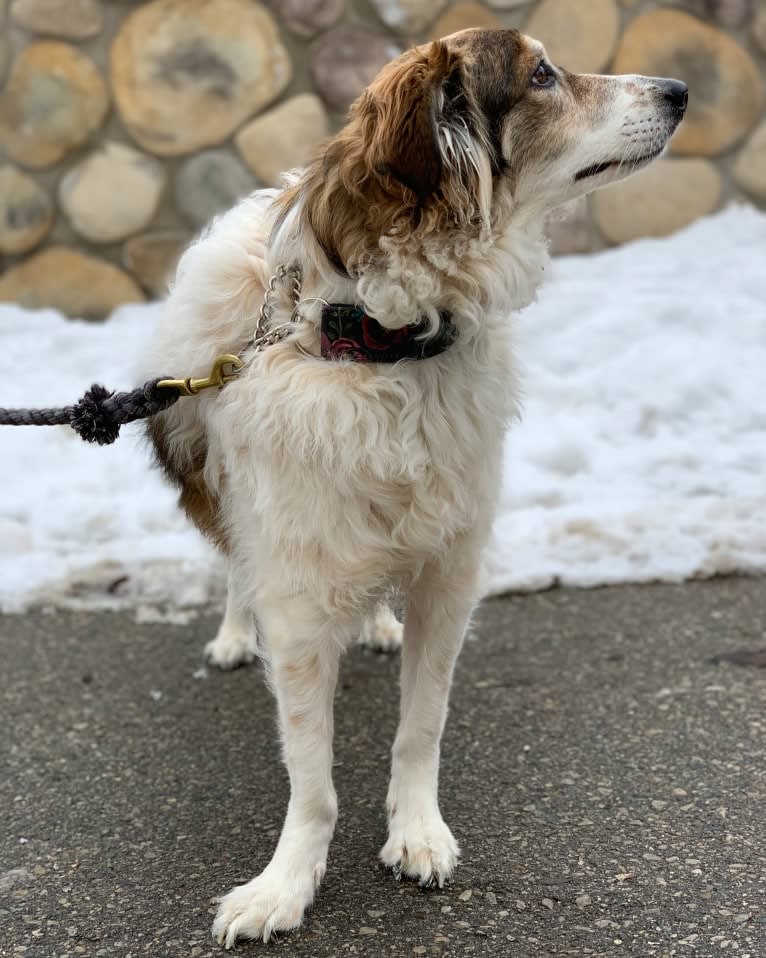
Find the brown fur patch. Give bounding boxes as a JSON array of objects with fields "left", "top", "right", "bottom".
[
  {"left": 147, "top": 415, "right": 229, "bottom": 552},
  {"left": 372, "top": 40, "right": 459, "bottom": 198},
  {"left": 274, "top": 41, "right": 477, "bottom": 276}
]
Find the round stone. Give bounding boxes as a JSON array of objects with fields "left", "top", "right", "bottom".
[
  {"left": 0, "top": 32, "right": 9, "bottom": 86},
  {"left": 59, "top": 141, "right": 166, "bottom": 244},
  {"left": 0, "top": 164, "right": 53, "bottom": 254},
  {"left": 753, "top": 5, "right": 766, "bottom": 54},
  {"left": 733, "top": 121, "right": 766, "bottom": 202},
  {"left": 485, "top": 0, "right": 532, "bottom": 7},
  {"left": 310, "top": 26, "right": 402, "bottom": 112},
  {"left": 110, "top": 0, "right": 291, "bottom": 156},
  {"left": 430, "top": 2, "right": 502, "bottom": 37},
  {"left": 612, "top": 10, "right": 764, "bottom": 157},
  {"left": 10, "top": 0, "right": 103, "bottom": 39},
  {"left": 235, "top": 94, "right": 329, "bottom": 187},
  {"left": 0, "top": 1, "right": 8, "bottom": 80},
  {"left": 592, "top": 158, "right": 722, "bottom": 245},
  {"left": 710, "top": 0, "right": 751, "bottom": 27},
  {"left": 369, "top": 0, "right": 447, "bottom": 34},
  {"left": 122, "top": 230, "right": 191, "bottom": 298},
  {"left": 676, "top": 0, "right": 751, "bottom": 28},
  {"left": 0, "top": 247, "right": 145, "bottom": 320},
  {"left": 175, "top": 149, "right": 257, "bottom": 228},
  {"left": 0, "top": 42, "right": 108, "bottom": 168},
  {"left": 265, "top": 0, "right": 343, "bottom": 37},
  {"left": 525, "top": 0, "right": 620, "bottom": 74}
]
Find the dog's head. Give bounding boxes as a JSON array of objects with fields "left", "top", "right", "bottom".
[
  {"left": 290, "top": 28, "right": 687, "bottom": 277},
  {"left": 366, "top": 28, "right": 687, "bottom": 216}
]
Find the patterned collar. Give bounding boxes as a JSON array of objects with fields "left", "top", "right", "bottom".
[{"left": 320, "top": 304, "right": 458, "bottom": 363}]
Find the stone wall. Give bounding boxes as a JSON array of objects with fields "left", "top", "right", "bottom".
[{"left": 0, "top": 0, "right": 764, "bottom": 318}]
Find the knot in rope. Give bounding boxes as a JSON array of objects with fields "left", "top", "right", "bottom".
[{"left": 0, "top": 379, "right": 181, "bottom": 445}]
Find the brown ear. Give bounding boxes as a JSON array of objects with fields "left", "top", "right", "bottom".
[{"left": 373, "top": 42, "right": 461, "bottom": 200}]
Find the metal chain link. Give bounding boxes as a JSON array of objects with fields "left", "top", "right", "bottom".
[{"left": 245, "top": 263, "right": 305, "bottom": 355}]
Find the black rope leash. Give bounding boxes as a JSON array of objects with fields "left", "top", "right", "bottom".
[
  {"left": 0, "top": 380, "right": 181, "bottom": 445},
  {"left": 0, "top": 354, "right": 243, "bottom": 446}
]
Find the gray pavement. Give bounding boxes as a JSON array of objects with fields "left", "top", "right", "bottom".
[{"left": 1, "top": 577, "right": 765, "bottom": 958}]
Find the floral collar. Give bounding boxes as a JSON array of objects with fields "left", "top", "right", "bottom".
[{"left": 320, "top": 304, "right": 458, "bottom": 363}]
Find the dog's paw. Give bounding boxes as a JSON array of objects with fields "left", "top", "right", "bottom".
[
  {"left": 358, "top": 603, "right": 403, "bottom": 653},
  {"left": 379, "top": 813, "right": 459, "bottom": 888},
  {"left": 212, "top": 864, "right": 323, "bottom": 948},
  {"left": 204, "top": 623, "right": 258, "bottom": 671}
]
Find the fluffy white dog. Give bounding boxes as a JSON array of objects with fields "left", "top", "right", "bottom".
[{"left": 141, "top": 28, "right": 687, "bottom": 947}]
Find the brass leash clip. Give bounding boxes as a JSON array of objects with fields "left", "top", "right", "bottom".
[{"left": 157, "top": 354, "right": 244, "bottom": 397}]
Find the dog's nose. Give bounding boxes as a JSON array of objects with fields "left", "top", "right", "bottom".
[{"left": 663, "top": 79, "right": 688, "bottom": 113}]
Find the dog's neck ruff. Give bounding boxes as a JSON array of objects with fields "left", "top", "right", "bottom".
[
  {"left": 255, "top": 264, "right": 458, "bottom": 364},
  {"left": 320, "top": 304, "right": 457, "bottom": 363}
]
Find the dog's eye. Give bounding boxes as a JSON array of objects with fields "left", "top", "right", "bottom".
[{"left": 531, "top": 61, "right": 555, "bottom": 88}]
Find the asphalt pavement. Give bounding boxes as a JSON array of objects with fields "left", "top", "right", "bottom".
[{"left": 2, "top": 577, "right": 765, "bottom": 958}]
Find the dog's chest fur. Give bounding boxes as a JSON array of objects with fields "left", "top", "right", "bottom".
[{"left": 208, "top": 320, "right": 515, "bottom": 611}]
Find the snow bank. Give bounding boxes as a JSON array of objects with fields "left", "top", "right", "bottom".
[{"left": 1, "top": 206, "right": 764, "bottom": 612}]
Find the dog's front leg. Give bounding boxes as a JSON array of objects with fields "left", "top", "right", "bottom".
[
  {"left": 212, "top": 597, "right": 340, "bottom": 948},
  {"left": 380, "top": 551, "right": 479, "bottom": 888}
]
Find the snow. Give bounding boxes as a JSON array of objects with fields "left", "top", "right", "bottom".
[{"left": 1, "top": 205, "right": 765, "bottom": 613}]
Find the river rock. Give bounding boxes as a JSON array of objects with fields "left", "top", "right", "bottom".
[
  {"left": 266, "top": 0, "right": 343, "bottom": 37},
  {"left": 0, "top": 164, "right": 53, "bottom": 254},
  {"left": 111, "top": 0, "right": 291, "bottom": 156},
  {"left": 0, "top": 33, "right": 9, "bottom": 89},
  {"left": 0, "top": 247, "right": 145, "bottom": 320},
  {"left": 525, "top": 0, "right": 620, "bottom": 74},
  {"left": 753, "top": 5, "right": 766, "bottom": 54},
  {"left": 676, "top": 0, "right": 751, "bottom": 28},
  {"left": 592, "top": 158, "right": 721, "bottom": 245},
  {"left": 10, "top": 0, "right": 103, "bottom": 39},
  {"left": 733, "top": 121, "right": 766, "bottom": 202},
  {"left": 59, "top": 142, "right": 166, "bottom": 244},
  {"left": 0, "top": 1, "right": 8, "bottom": 82},
  {"left": 122, "top": 230, "right": 191, "bottom": 297},
  {"left": 369, "top": 0, "right": 447, "bottom": 34},
  {"left": 310, "top": 26, "right": 402, "bottom": 112},
  {"left": 0, "top": 42, "right": 108, "bottom": 168},
  {"left": 709, "top": 0, "right": 751, "bottom": 27},
  {"left": 430, "top": 2, "right": 502, "bottom": 37},
  {"left": 612, "top": 10, "right": 763, "bottom": 157},
  {"left": 175, "top": 150, "right": 256, "bottom": 228},
  {"left": 235, "top": 94, "right": 329, "bottom": 187}
]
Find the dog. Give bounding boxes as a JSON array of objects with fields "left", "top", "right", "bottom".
[{"left": 141, "top": 28, "right": 687, "bottom": 947}]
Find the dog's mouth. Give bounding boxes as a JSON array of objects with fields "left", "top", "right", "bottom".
[{"left": 574, "top": 145, "right": 666, "bottom": 182}]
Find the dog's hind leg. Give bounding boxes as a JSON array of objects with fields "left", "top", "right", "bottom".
[
  {"left": 379, "top": 544, "right": 480, "bottom": 888},
  {"left": 357, "top": 599, "right": 403, "bottom": 652},
  {"left": 205, "top": 567, "right": 259, "bottom": 670},
  {"left": 212, "top": 593, "right": 342, "bottom": 947}
]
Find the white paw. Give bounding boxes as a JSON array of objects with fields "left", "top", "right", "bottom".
[
  {"left": 204, "top": 622, "right": 258, "bottom": 671},
  {"left": 379, "top": 811, "right": 459, "bottom": 888},
  {"left": 358, "top": 603, "right": 403, "bottom": 653},
  {"left": 212, "top": 863, "right": 323, "bottom": 948}
]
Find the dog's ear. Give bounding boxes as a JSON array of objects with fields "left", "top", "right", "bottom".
[{"left": 372, "top": 41, "right": 463, "bottom": 200}]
